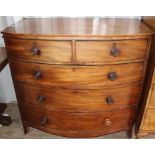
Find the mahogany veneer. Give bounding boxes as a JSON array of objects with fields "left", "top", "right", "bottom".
[{"left": 1, "top": 18, "right": 152, "bottom": 138}]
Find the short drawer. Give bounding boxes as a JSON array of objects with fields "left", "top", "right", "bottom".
[
  {"left": 10, "top": 60, "right": 144, "bottom": 89},
  {"left": 20, "top": 104, "right": 135, "bottom": 132},
  {"left": 76, "top": 40, "right": 148, "bottom": 64},
  {"left": 5, "top": 39, "right": 72, "bottom": 64},
  {"left": 16, "top": 83, "right": 140, "bottom": 112}
]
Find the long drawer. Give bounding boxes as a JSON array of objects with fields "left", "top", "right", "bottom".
[
  {"left": 5, "top": 39, "right": 72, "bottom": 64},
  {"left": 76, "top": 40, "right": 148, "bottom": 64},
  {"left": 10, "top": 60, "right": 144, "bottom": 89},
  {"left": 16, "top": 83, "right": 140, "bottom": 112},
  {"left": 20, "top": 104, "right": 135, "bottom": 133}
]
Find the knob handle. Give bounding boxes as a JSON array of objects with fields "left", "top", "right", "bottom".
[
  {"left": 106, "top": 96, "right": 113, "bottom": 105},
  {"left": 30, "top": 47, "right": 40, "bottom": 55},
  {"left": 37, "top": 95, "right": 45, "bottom": 104},
  {"left": 111, "top": 44, "right": 119, "bottom": 57},
  {"left": 70, "top": 113, "right": 79, "bottom": 118},
  {"left": 33, "top": 71, "right": 41, "bottom": 80},
  {"left": 107, "top": 72, "right": 117, "bottom": 81},
  {"left": 104, "top": 119, "right": 111, "bottom": 127},
  {"left": 40, "top": 116, "right": 48, "bottom": 125}
]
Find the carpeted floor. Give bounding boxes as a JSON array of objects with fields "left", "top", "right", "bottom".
[{"left": 0, "top": 103, "right": 155, "bottom": 139}]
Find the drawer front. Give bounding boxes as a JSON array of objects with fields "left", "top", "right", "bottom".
[
  {"left": 147, "top": 84, "right": 155, "bottom": 108},
  {"left": 142, "top": 109, "right": 155, "bottom": 131},
  {"left": 5, "top": 39, "right": 72, "bottom": 63},
  {"left": 20, "top": 105, "right": 135, "bottom": 132},
  {"left": 10, "top": 60, "right": 144, "bottom": 89},
  {"left": 16, "top": 83, "right": 140, "bottom": 111},
  {"left": 76, "top": 40, "right": 148, "bottom": 64}
]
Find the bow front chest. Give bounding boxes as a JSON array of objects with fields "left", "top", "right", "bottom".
[{"left": 2, "top": 18, "right": 152, "bottom": 138}]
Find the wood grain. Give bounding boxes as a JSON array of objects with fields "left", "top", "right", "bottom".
[
  {"left": 15, "top": 82, "right": 140, "bottom": 112},
  {"left": 142, "top": 17, "right": 155, "bottom": 31},
  {"left": 2, "top": 18, "right": 152, "bottom": 40},
  {"left": 9, "top": 60, "right": 144, "bottom": 89},
  {"left": 5, "top": 39, "right": 72, "bottom": 64},
  {"left": 20, "top": 104, "right": 135, "bottom": 137},
  {"left": 76, "top": 40, "right": 148, "bottom": 64},
  {"left": 2, "top": 17, "right": 152, "bottom": 138}
]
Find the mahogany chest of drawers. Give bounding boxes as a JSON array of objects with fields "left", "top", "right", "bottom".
[{"left": 2, "top": 18, "right": 152, "bottom": 138}]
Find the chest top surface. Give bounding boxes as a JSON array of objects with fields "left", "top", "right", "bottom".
[
  {"left": 1, "top": 18, "right": 152, "bottom": 39},
  {"left": 142, "top": 16, "right": 155, "bottom": 31}
]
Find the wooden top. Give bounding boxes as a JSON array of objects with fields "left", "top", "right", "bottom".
[
  {"left": 0, "top": 47, "right": 8, "bottom": 72},
  {"left": 1, "top": 18, "right": 153, "bottom": 40},
  {"left": 142, "top": 16, "right": 155, "bottom": 31}
]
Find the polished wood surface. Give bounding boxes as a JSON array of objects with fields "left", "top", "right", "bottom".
[
  {"left": 3, "top": 18, "right": 152, "bottom": 138},
  {"left": 10, "top": 60, "right": 144, "bottom": 89},
  {"left": 5, "top": 39, "right": 149, "bottom": 65},
  {"left": 5, "top": 39, "right": 72, "bottom": 64},
  {"left": 142, "top": 17, "right": 155, "bottom": 31},
  {"left": 2, "top": 18, "right": 152, "bottom": 40},
  {"left": 76, "top": 40, "right": 148, "bottom": 64},
  {"left": 20, "top": 104, "right": 135, "bottom": 138},
  {"left": 0, "top": 47, "right": 8, "bottom": 72},
  {"left": 16, "top": 82, "right": 140, "bottom": 112}
]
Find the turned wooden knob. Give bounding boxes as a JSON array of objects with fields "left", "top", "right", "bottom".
[
  {"left": 37, "top": 95, "right": 45, "bottom": 104},
  {"left": 104, "top": 119, "right": 111, "bottom": 127},
  {"left": 71, "top": 113, "right": 79, "bottom": 118},
  {"left": 106, "top": 96, "right": 113, "bottom": 105},
  {"left": 111, "top": 44, "right": 119, "bottom": 57},
  {"left": 30, "top": 43, "right": 40, "bottom": 55},
  {"left": 107, "top": 72, "right": 117, "bottom": 81},
  {"left": 40, "top": 116, "right": 48, "bottom": 125},
  {"left": 30, "top": 47, "right": 40, "bottom": 55},
  {"left": 33, "top": 71, "right": 41, "bottom": 80}
]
